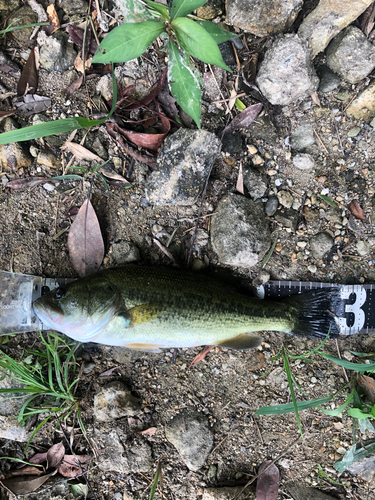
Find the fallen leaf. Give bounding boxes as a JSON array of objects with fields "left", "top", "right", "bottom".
[
  {"left": 0, "top": 110, "right": 15, "bottom": 121},
  {"left": 6, "top": 177, "right": 51, "bottom": 190},
  {"left": 189, "top": 345, "right": 215, "bottom": 368},
  {"left": 58, "top": 455, "right": 91, "bottom": 478},
  {"left": 223, "top": 103, "right": 263, "bottom": 135},
  {"left": 158, "top": 83, "right": 179, "bottom": 118},
  {"left": 236, "top": 163, "right": 244, "bottom": 194},
  {"left": 311, "top": 91, "right": 321, "bottom": 107},
  {"left": 360, "top": 2, "right": 375, "bottom": 36},
  {"left": 45, "top": 4, "right": 60, "bottom": 35},
  {"left": 67, "top": 199, "right": 105, "bottom": 277},
  {"left": 116, "top": 114, "right": 170, "bottom": 151},
  {"left": 357, "top": 374, "right": 375, "bottom": 404},
  {"left": 74, "top": 52, "right": 92, "bottom": 74},
  {"left": 347, "top": 199, "right": 365, "bottom": 222},
  {"left": 8, "top": 466, "right": 44, "bottom": 477},
  {"left": 29, "top": 452, "right": 47, "bottom": 465},
  {"left": 17, "top": 48, "right": 38, "bottom": 97},
  {"left": 67, "top": 25, "right": 98, "bottom": 55},
  {"left": 138, "top": 427, "right": 157, "bottom": 435},
  {"left": 66, "top": 206, "right": 80, "bottom": 217},
  {"left": 2, "top": 470, "right": 57, "bottom": 495},
  {"left": 99, "top": 365, "right": 123, "bottom": 377},
  {"left": 66, "top": 75, "right": 84, "bottom": 96},
  {"left": 256, "top": 461, "right": 279, "bottom": 500},
  {"left": 15, "top": 94, "right": 52, "bottom": 116},
  {"left": 69, "top": 482, "right": 89, "bottom": 499},
  {"left": 98, "top": 165, "right": 130, "bottom": 185},
  {"left": 121, "top": 68, "right": 168, "bottom": 111},
  {"left": 46, "top": 442, "right": 65, "bottom": 469},
  {"left": 61, "top": 141, "right": 103, "bottom": 162}
]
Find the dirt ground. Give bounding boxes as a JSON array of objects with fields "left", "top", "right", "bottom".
[{"left": 1, "top": 2, "right": 375, "bottom": 500}]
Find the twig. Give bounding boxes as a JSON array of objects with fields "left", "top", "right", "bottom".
[
  {"left": 209, "top": 64, "right": 232, "bottom": 116},
  {"left": 153, "top": 238, "right": 175, "bottom": 262},
  {"left": 252, "top": 416, "right": 264, "bottom": 445},
  {"left": 186, "top": 157, "right": 216, "bottom": 267},
  {"left": 209, "top": 436, "right": 228, "bottom": 457},
  {"left": 313, "top": 128, "right": 329, "bottom": 155},
  {"left": 343, "top": 93, "right": 357, "bottom": 112},
  {"left": 212, "top": 92, "right": 246, "bottom": 104},
  {"left": 335, "top": 338, "right": 349, "bottom": 383}
]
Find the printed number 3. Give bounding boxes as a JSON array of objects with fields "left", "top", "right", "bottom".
[{"left": 337, "top": 285, "right": 366, "bottom": 335}]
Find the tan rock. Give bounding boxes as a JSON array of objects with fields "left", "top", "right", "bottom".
[
  {"left": 346, "top": 82, "right": 375, "bottom": 120},
  {"left": 298, "top": 0, "right": 373, "bottom": 58},
  {"left": 37, "top": 150, "right": 62, "bottom": 169}
]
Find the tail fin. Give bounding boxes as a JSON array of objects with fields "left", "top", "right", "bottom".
[{"left": 284, "top": 288, "right": 343, "bottom": 339}]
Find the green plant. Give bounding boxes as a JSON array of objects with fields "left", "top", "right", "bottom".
[
  {"left": 91, "top": 0, "right": 236, "bottom": 128},
  {"left": 0, "top": 332, "right": 83, "bottom": 450}
]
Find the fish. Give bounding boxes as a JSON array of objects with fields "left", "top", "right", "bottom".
[{"left": 33, "top": 266, "right": 342, "bottom": 353}]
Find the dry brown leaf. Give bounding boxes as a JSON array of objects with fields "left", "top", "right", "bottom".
[
  {"left": 46, "top": 442, "right": 65, "bottom": 469},
  {"left": 0, "top": 110, "right": 15, "bottom": 121},
  {"left": 347, "top": 199, "right": 365, "bottom": 222},
  {"left": 67, "top": 198, "right": 105, "bottom": 277},
  {"left": 29, "top": 452, "right": 47, "bottom": 465},
  {"left": 311, "top": 91, "right": 321, "bottom": 107},
  {"left": 6, "top": 176, "right": 51, "bottom": 190},
  {"left": 58, "top": 455, "right": 91, "bottom": 478},
  {"left": 66, "top": 75, "right": 84, "bottom": 96},
  {"left": 8, "top": 466, "right": 44, "bottom": 477},
  {"left": 62, "top": 141, "right": 103, "bottom": 162},
  {"left": 223, "top": 103, "right": 263, "bottom": 135},
  {"left": 74, "top": 52, "right": 92, "bottom": 74},
  {"left": 2, "top": 470, "right": 56, "bottom": 495},
  {"left": 236, "top": 163, "right": 244, "bottom": 194},
  {"left": 17, "top": 48, "right": 38, "bottom": 97},
  {"left": 45, "top": 4, "right": 60, "bottom": 35},
  {"left": 138, "top": 427, "right": 157, "bottom": 435},
  {"left": 256, "top": 461, "right": 279, "bottom": 500},
  {"left": 98, "top": 165, "right": 130, "bottom": 184},
  {"left": 357, "top": 374, "right": 375, "bottom": 404},
  {"left": 189, "top": 345, "right": 215, "bottom": 368}
]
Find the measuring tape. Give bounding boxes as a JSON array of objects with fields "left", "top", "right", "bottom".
[{"left": 257, "top": 281, "right": 372, "bottom": 336}]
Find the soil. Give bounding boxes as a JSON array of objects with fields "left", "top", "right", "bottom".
[{"left": 1, "top": 2, "right": 375, "bottom": 500}]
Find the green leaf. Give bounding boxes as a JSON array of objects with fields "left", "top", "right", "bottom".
[
  {"left": 195, "top": 20, "right": 238, "bottom": 44},
  {"left": 0, "top": 65, "right": 117, "bottom": 145},
  {"left": 347, "top": 408, "right": 373, "bottom": 419},
  {"left": 168, "top": 40, "right": 201, "bottom": 128},
  {"left": 144, "top": 0, "right": 170, "bottom": 19},
  {"left": 171, "top": 17, "right": 231, "bottom": 71},
  {"left": 92, "top": 21, "right": 165, "bottom": 64},
  {"left": 319, "top": 352, "right": 375, "bottom": 373},
  {"left": 317, "top": 389, "right": 354, "bottom": 416},
  {"left": 235, "top": 98, "right": 246, "bottom": 111},
  {"left": 256, "top": 395, "right": 334, "bottom": 416},
  {"left": 170, "top": 0, "right": 207, "bottom": 21}
]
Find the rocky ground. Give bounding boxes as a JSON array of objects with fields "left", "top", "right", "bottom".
[{"left": 1, "top": 0, "right": 375, "bottom": 499}]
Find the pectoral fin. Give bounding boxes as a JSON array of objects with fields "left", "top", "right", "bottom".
[
  {"left": 216, "top": 333, "right": 262, "bottom": 350},
  {"left": 128, "top": 303, "right": 160, "bottom": 325}
]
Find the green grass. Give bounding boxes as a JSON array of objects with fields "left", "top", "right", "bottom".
[{"left": 0, "top": 332, "right": 84, "bottom": 450}]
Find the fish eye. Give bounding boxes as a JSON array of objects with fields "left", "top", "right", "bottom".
[{"left": 54, "top": 288, "right": 65, "bottom": 300}]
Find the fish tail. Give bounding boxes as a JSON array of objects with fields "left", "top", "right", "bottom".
[{"left": 285, "top": 288, "right": 343, "bottom": 339}]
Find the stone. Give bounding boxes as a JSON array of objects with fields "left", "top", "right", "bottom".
[
  {"left": 226, "top": 0, "right": 303, "bottom": 36},
  {"left": 39, "top": 33, "right": 77, "bottom": 72},
  {"left": 347, "top": 453, "right": 375, "bottom": 482},
  {"left": 211, "top": 193, "right": 271, "bottom": 267},
  {"left": 165, "top": 410, "right": 214, "bottom": 471},
  {"left": 290, "top": 123, "right": 315, "bottom": 151},
  {"left": 256, "top": 35, "right": 319, "bottom": 106},
  {"left": 57, "top": 0, "right": 89, "bottom": 16},
  {"left": 202, "top": 486, "right": 255, "bottom": 499},
  {"left": 309, "top": 231, "right": 334, "bottom": 259},
  {"left": 277, "top": 190, "right": 293, "bottom": 208},
  {"left": 275, "top": 209, "right": 299, "bottom": 230},
  {"left": 37, "top": 151, "right": 61, "bottom": 169},
  {"left": 346, "top": 82, "right": 375, "bottom": 120},
  {"left": 326, "top": 26, "right": 375, "bottom": 84},
  {"left": 0, "top": 119, "right": 32, "bottom": 171},
  {"left": 96, "top": 74, "right": 114, "bottom": 101},
  {"left": 145, "top": 129, "right": 221, "bottom": 205},
  {"left": 264, "top": 196, "right": 279, "bottom": 216},
  {"left": 347, "top": 126, "right": 361, "bottom": 138},
  {"left": 94, "top": 381, "right": 141, "bottom": 422},
  {"left": 108, "top": 241, "right": 140, "bottom": 266},
  {"left": 298, "top": 0, "right": 373, "bottom": 58},
  {"left": 356, "top": 240, "right": 369, "bottom": 256},
  {"left": 292, "top": 153, "right": 315, "bottom": 170},
  {"left": 316, "top": 64, "right": 341, "bottom": 93},
  {"left": 6, "top": 6, "right": 37, "bottom": 47},
  {"left": 0, "top": 51, "right": 21, "bottom": 82},
  {"left": 197, "top": 0, "right": 222, "bottom": 19},
  {"left": 242, "top": 165, "right": 268, "bottom": 200},
  {"left": 248, "top": 116, "right": 278, "bottom": 145},
  {"left": 0, "top": 0, "right": 20, "bottom": 14},
  {"left": 97, "top": 429, "right": 153, "bottom": 473},
  {"left": 221, "top": 132, "right": 242, "bottom": 154}
]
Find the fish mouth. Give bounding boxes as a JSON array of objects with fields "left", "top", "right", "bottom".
[{"left": 33, "top": 299, "right": 63, "bottom": 328}]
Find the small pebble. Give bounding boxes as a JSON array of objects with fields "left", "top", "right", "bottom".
[{"left": 308, "top": 264, "right": 317, "bottom": 273}]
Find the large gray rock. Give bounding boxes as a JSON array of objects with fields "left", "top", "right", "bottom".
[
  {"left": 165, "top": 410, "right": 213, "bottom": 471},
  {"left": 211, "top": 193, "right": 271, "bottom": 267},
  {"left": 326, "top": 26, "right": 375, "bottom": 84},
  {"left": 39, "top": 33, "right": 77, "bottom": 72},
  {"left": 256, "top": 35, "right": 319, "bottom": 106},
  {"left": 6, "top": 6, "right": 37, "bottom": 47},
  {"left": 310, "top": 232, "right": 334, "bottom": 259},
  {"left": 298, "top": 0, "right": 373, "bottom": 58},
  {"left": 57, "top": 0, "right": 89, "bottom": 15},
  {"left": 94, "top": 381, "right": 141, "bottom": 422},
  {"left": 96, "top": 429, "right": 153, "bottom": 473},
  {"left": 145, "top": 129, "right": 221, "bottom": 206},
  {"left": 242, "top": 165, "right": 267, "bottom": 200},
  {"left": 316, "top": 64, "right": 341, "bottom": 93},
  {"left": 226, "top": 0, "right": 303, "bottom": 35},
  {"left": 0, "top": 0, "right": 20, "bottom": 14}
]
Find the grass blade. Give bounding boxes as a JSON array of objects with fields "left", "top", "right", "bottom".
[{"left": 149, "top": 462, "right": 162, "bottom": 500}]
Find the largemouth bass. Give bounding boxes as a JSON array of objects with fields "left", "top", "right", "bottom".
[{"left": 33, "top": 266, "right": 342, "bottom": 352}]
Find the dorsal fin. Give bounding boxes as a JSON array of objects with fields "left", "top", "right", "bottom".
[{"left": 216, "top": 333, "right": 262, "bottom": 350}]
